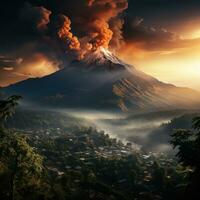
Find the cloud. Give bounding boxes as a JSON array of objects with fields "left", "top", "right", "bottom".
[
  {"left": 2, "top": 0, "right": 200, "bottom": 88},
  {"left": 49, "top": 14, "right": 84, "bottom": 59},
  {"left": 0, "top": 56, "right": 23, "bottom": 69},
  {"left": 123, "top": 16, "right": 182, "bottom": 51},
  {"left": 49, "top": 0, "right": 128, "bottom": 58},
  {"left": 1, "top": 1, "right": 128, "bottom": 62},
  {"left": 0, "top": 3, "right": 125, "bottom": 88},
  {"left": 20, "top": 2, "right": 52, "bottom": 32},
  {"left": 0, "top": 51, "right": 60, "bottom": 87},
  {"left": 109, "top": 18, "right": 125, "bottom": 50},
  {"left": 3, "top": 67, "right": 14, "bottom": 71},
  {"left": 82, "top": 0, "right": 128, "bottom": 50},
  {"left": 16, "top": 53, "right": 60, "bottom": 77}
]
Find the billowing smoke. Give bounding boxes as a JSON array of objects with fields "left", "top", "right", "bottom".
[
  {"left": 54, "top": 15, "right": 80, "bottom": 51},
  {"left": 1, "top": 0, "right": 128, "bottom": 62},
  {"left": 50, "top": 0, "right": 128, "bottom": 59},
  {"left": 78, "top": 0, "right": 128, "bottom": 55},
  {"left": 20, "top": 2, "right": 51, "bottom": 33},
  {"left": 109, "top": 18, "right": 125, "bottom": 51}
]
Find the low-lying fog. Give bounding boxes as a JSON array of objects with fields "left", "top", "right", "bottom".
[
  {"left": 17, "top": 101, "right": 194, "bottom": 153},
  {"left": 58, "top": 109, "right": 189, "bottom": 153}
]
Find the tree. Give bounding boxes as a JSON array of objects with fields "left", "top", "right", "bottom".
[
  {"left": 0, "top": 95, "right": 22, "bottom": 126},
  {"left": 0, "top": 130, "right": 44, "bottom": 200},
  {"left": 0, "top": 95, "right": 47, "bottom": 200},
  {"left": 170, "top": 117, "right": 200, "bottom": 199}
]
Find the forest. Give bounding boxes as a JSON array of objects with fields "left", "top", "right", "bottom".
[{"left": 0, "top": 96, "right": 200, "bottom": 200}]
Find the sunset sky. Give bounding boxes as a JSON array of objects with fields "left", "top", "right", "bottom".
[
  {"left": 117, "top": 0, "right": 200, "bottom": 90},
  {"left": 1, "top": 0, "right": 200, "bottom": 90}
]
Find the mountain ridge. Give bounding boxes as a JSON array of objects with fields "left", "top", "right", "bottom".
[{"left": 1, "top": 48, "right": 200, "bottom": 112}]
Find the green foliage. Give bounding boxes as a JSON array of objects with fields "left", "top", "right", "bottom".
[
  {"left": 5, "top": 109, "right": 84, "bottom": 131},
  {"left": 0, "top": 129, "right": 44, "bottom": 200},
  {"left": 171, "top": 118, "right": 200, "bottom": 168},
  {"left": 0, "top": 95, "right": 21, "bottom": 125},
  {"left": 0, "top": 99, "right": 193, "bottom": 200},
  {"left": 170, "top": 117, "right": 200, "bottom": 199},
  {"left": 192, "top": 116, "right": 200, "bottom": 131}
]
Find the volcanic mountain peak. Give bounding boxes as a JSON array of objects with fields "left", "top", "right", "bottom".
[
  {"left": 99, "top": 47, "right": 124, "bottom": 65},
  {"left": 72, "top": 47, "right": 127, "bottom": 71}
]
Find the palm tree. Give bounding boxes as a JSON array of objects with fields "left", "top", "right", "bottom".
[{"left": 0, "top": 95, "right": 22, "bottom": 126}]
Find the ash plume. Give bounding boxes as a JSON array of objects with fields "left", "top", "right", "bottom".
[{"left": 50, "top": 0, "right": 128, "bottom": 59}]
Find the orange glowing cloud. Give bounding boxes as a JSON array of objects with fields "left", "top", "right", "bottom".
[
  {"left": 3, "top": 67, "right": 14, "bottom": 71},
  {"left": 17, "top": 53, "right": 60, "bottom": 77},
  {"left": 50, "top": 0, "right": 128, "bottom": 59},
  {"left": 0, "top": 53, "right": 60, "bottom": 87},
  {"left": 83, "top": 0, "right": 128, "bottom": 51},
  {"left": 56, "top": 15, "right": 81, "bottom": 51}
]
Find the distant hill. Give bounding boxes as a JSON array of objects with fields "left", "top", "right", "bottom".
[{"left": 5, "top": 109, "right": 89, "bottom": 131}]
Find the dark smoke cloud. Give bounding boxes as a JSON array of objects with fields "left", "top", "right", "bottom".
[
  {"left": 20, "top": 2, "right": 51, "bottom": 33},
  {"left": 7, "top": 0, "right": 128, "bottom": 60},
  {"left": 109, "top": 18, "right": 125, "bottom": 50},
  {"left": 1, "top": 0, "right": 185, "bottom": 65},
  {"left": 50, "top": 0, "right": 129, "bottom": 58},
  {"left": 123, "top": 16, "right": 181, "bottom": 51},
  {"left": 43, "top": 0, "right": 128, "bottom": 59}
]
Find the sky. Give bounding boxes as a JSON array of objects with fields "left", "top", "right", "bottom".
[
  {"left": 0, "top": 0, "right": 200, "bottom": 90},
  {"left": 119, "top": 0, "right": 200, "bottom": 90}
]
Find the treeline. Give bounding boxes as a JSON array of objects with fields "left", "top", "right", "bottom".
[{"left": 5, "top": 109, "right": 84, "bottom": 131}]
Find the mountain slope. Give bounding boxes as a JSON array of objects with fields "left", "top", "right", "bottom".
[{"left": 1, "top": 48, "right": 200, "bottom": 111}]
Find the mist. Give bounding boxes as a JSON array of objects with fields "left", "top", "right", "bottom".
[{"left": 53, "top": 108, "right": 189, "bottom": 153}]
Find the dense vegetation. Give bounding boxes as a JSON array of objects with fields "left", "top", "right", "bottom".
[{"left": 0, "top": 96, "right": 199, "bottom": 199}]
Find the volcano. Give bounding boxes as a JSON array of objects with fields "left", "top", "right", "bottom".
[{"left": 1, "top": 48, "right": 200, "bottom": 112}]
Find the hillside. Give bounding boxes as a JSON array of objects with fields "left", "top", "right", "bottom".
[{"left": 2, "top": 48, "right": 200, "bottom": 112}]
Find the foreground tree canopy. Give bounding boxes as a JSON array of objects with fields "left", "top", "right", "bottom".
[
  {"left": 0, "top": 95, "right": 22, "bottom": 125},
  {"left": 0, "top": 129, "right": 44, "bottom": 200},
  {"left": 171, "top": 117, "right": 200, "bottom": 199}
]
